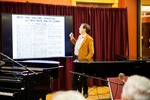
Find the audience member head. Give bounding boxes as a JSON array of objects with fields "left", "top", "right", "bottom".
[
  {"left": 121, "top": 75, "right": 150, "bottom": 100},
  {"left": 118, "top": 73, "right": 126, "bottom": 84},
  {"left": 52, "top": 90, "right": 86, "bottom": 100}
]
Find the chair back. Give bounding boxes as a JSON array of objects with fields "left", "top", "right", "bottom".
[{"left": 107, "top": 76, "right": 128, "bottom": 100}]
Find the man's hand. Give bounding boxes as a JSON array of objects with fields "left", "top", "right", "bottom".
[{"left": 69, "top": 32, "right": 74, "bottom": 39}]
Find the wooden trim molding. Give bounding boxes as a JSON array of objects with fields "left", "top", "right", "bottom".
[
  {"left": 142, "top": 0, "right": 150, "bottom": 5},
  {"left": 72, "top": 0, "right": 118, "bottom": 7}
]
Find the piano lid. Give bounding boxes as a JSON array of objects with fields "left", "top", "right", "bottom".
[{"left": 73, "top": 56, "right": 148, "bottom": 63}]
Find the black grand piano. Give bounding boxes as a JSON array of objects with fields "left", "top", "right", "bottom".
[
  {"left": 0, "top": 60, "right": 62, "bottom": 100},
  {"left": 73, "top": 55, "right": 150, "bottom": 79}
]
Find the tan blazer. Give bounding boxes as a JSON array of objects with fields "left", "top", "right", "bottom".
[{"left": 71, "top": 34, "right": 94, "bottom": 59}]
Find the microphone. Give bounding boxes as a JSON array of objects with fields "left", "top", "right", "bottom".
[
  {"left": 69, "top": 71, "right": 124, "bottom": 86},
  {"left": 0, "top": 52, "right": 38, "bottom": 75},
  {"left": 118, "top": 73, "right": 125, "bottom": 85},
  {"left": 0, "top": 61, "right": 5, "bottom": 66}
]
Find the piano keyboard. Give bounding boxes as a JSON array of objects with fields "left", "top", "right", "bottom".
[{"left": 0, "top": 91, "right": 14, "bottom": 97}]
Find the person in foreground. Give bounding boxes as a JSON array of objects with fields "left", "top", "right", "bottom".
[
  {"left": 52, "top": 90, "right": 86, "bottom": 100},
  {"left": 121, "top": 75, "right": 150, "bottom": 100},
  {"left": 69, "top": 23, "right": 94, "bottom": 98}
]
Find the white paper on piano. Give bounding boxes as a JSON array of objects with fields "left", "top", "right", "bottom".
[
  {"left": 0, "top": 91, "right": 14, "bottom": 97},
  {"left": 19, "top": 60, "right": 60, "bottom": 64}
]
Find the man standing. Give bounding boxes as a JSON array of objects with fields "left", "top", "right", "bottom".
[{"left": 69, "top": 23, "right": 94, "bottom": 98}]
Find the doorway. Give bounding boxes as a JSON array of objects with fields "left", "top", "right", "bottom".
[{"left": 141, "top": 5, "right": 150, "bottom": 57}]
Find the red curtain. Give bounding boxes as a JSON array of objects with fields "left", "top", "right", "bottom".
[
  {"left": 0, "top": 2, "right": 129, "bottom": 90},
  {"left": 91, "top": 8, "right": 129, "bottom": 60}
]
